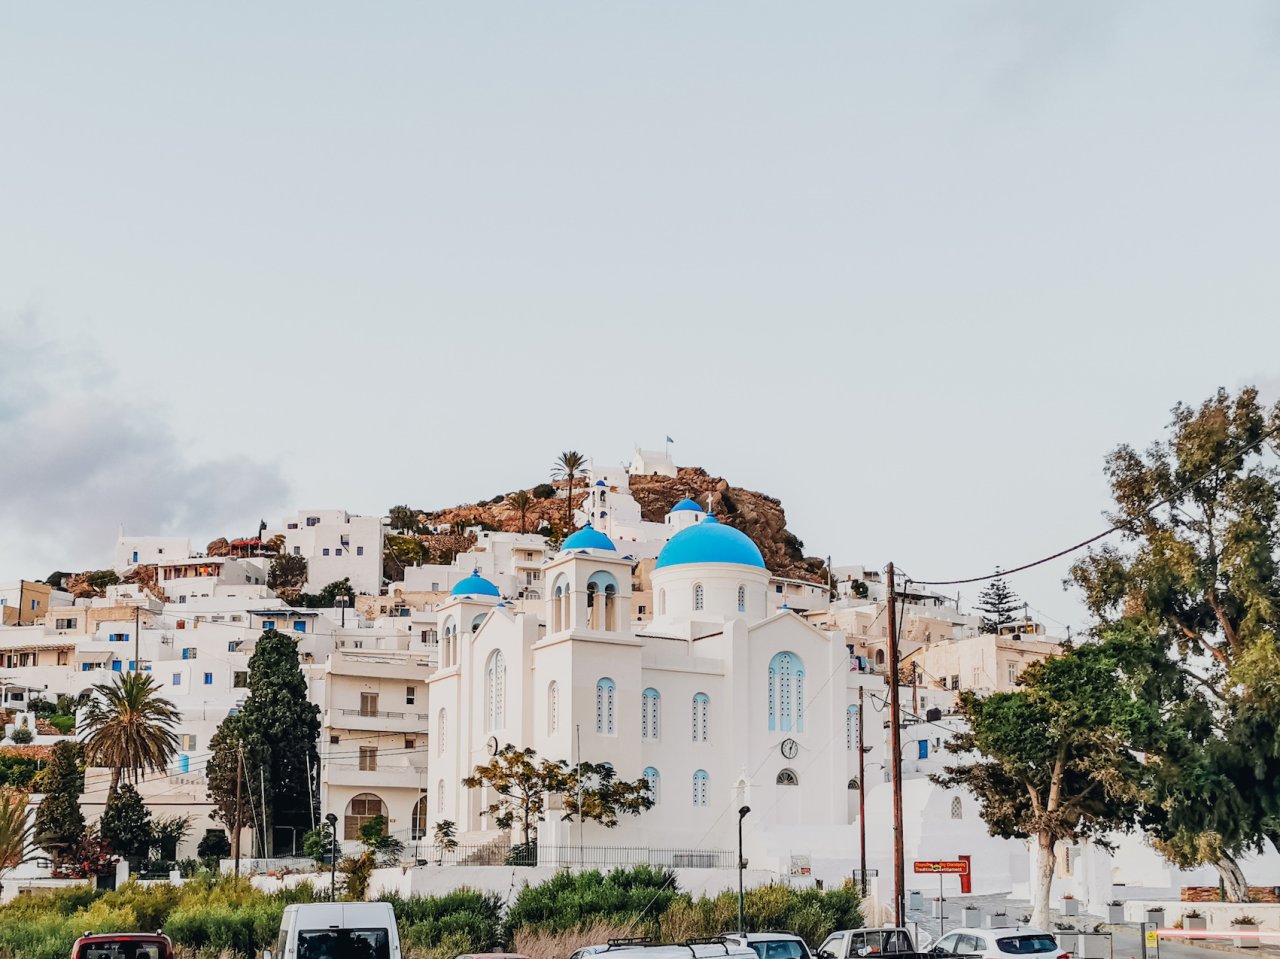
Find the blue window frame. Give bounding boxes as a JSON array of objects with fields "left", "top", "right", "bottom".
[
  {"left": 172, "top": 673, "right": 181, "bottom": 686},
  {"left": 693, "top": 769, "right": 709, "bottom": 807},
  {"left": 357, "top": 546, "right": 364, "bottom": 556},
  {"left": 262, "top": 621, "right": 275, "bottom": 631},
  {"left": 203, "top": 672, "right": 214, "bottom": 685},
  {"left": 112, "top": 661, "right": 123, "bottom": 672},
  {"left": 179, "top": 755, "right": 190, "bottom": 773},
  {"left": 768, "top": 651, "right": 805, "bottom": 733},
  {"left": 293, "top": 621, "right": 306, "bottom": 633},
  {"left": 918, "top": 740, "right": 929, "bottom": 760},
  {"left": 132, "top": 551, "right": 139, "bottom": 563}
]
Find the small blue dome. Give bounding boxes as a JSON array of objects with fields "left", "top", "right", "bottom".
[
  {"left": 561, "top": 522, "right": 616, "bottom": 552},
  {"left": 655, "top": 515, "right": 766, "bottom": 569},
  {"left": 451, "top": 570, "right": 500, "bottom": 597},
  {"left": 595, "top": 480, "right": 607, "bottom": 487},
  {"left": 671, "top": 497, "right": 704, "bottom": 513}
]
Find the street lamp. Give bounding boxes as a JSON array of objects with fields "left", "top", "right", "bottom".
[
  {"left": 325, "top": 812, "right": 338, "bottom": 900},
  {"left": 737, "top": 806, "right": 751, "bottom": 934}
]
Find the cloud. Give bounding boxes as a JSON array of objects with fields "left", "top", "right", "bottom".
[{"left": 0, "top": 314, "right": 291, "bottom": 579}]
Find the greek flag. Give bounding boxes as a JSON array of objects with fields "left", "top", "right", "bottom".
[{"left": 666, "top": 435, "right": 674, "bottom": 443}]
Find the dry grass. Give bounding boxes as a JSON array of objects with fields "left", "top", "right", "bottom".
[{"left": 515, "top": 920, "right": 653, "bottom": 959}]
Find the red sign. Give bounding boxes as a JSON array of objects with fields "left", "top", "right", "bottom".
[{"left": 913, "top": 860, "right": 969, "bottom": 875}]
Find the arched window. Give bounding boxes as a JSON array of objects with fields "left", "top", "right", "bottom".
[
  {"left": 526, "top": 589, "right": 540, "bottom": 600},
  {"left": 411, "top": 795, "right": 429, "bottom": 840},
  {"left": 587, "top": 571, "right": 620, "bottom": 631},
  {"left": 344, "top": 793, "right": 386, "bottom": 840},
  {"left": 768, "top": 651, "right": 805, "bottom": 734},
  {"left": 644, "top": 766, "right": 661, "bottom": 803},
  {"left": 548, "top": 680, "right": 560, "bottom": 735},
  {"left": 737, "top": 585, "right": 746, "bottom": 613},
  {"left": 875, "top": 648, "right": 886, "bottom": 666},
  {"left": 441, "top": 618, "right": 457, "bottom": 666},
  {"left": 694, "top": 583, "right": 705, "bottom": 611},
  {"left": 692, "top": 692, "right": 710, "bottom": 743},
  {"left": 437, "top": 779, "right": 445, "bottom": 818},
  {"left": 437, "top": 708, "right": 447, "bottom": 754},
  {"left": 776, "top": 768, "right": 799, "bottom": 786},
  {"left": 485, "top": 650, "right": 506, "bottom": 731},
  {"left": 552, "top": 576, "right": 568, "bottom": 632},
  {"left": 642, "top": 688, "right": 661, "bottom": 740},
  {"left": 658, "top": 589, "right": 666, "bottom": 616},
  {"left": 847, "top": 704, "right": 860, "bottom": 751},
  {"left": 596, "top": 677, "right": 616, "bottom": 735},
  {"left": 692, "top": 769, "right": 709, "bottom": 807},
  {"left": 951, "top": 796, "right": 963, "bottom": 820},
  {"left": 848, "top": 777, "right": 860, "bottom": 790},
  {"left": 471, "top": 612, "right": 488, "bottom": 633}
]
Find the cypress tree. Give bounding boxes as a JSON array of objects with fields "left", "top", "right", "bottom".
[
  {"left": 34, "top": 741, "right": 85, "bottom": 864},
  {"left": 237, "top": 629, "right": 321, "bottom": 855}
]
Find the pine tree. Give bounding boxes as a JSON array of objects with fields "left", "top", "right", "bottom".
[
  {"left": 33, "top": 741, "right": 85, "bottom": 864},
  {"left": 975, "top": 575, "right": 1021, "bottom": 634},
  {"left": 236, "top": 630, "right": 321, "bottom": 855},
  {"left": 99, "top": 783, "right": 152, "bottom": 860}
]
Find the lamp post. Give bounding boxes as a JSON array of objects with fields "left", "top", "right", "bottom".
[
  {"left": 325, "top": 812, "right": 338, "bottom": 900},
  {"left": 737, "top": 806, "right": 751, "bottom": 934}
]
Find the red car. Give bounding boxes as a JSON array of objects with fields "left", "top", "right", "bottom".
[{"left": 71, "top": 934, "right": 175, "bottom": 959}]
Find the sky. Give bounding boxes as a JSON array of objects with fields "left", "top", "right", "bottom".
[{"left": 3, "top": 2, "right": 1279, "bottom": 633}]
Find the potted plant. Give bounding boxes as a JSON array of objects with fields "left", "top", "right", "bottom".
[
  {"left": 1232, "top": 916, "right": 1258, "bottom": 949},
  {"left": 1053, "top": 923, "right": 1078, "bottom": 954},
  {"left": 1080, "top": 927, "right": 1108, "bottom": 959},
  {"left": 963, "top": 905, "right": 983, "bottom": 926},
  {"left": 1145, "top": 907, "right": 1166, "bottom": 927},
  {"left": 1107, "top": 901, "right": 1125, "bottom": 923},
  {"left": 986, "top": 911, "right": 1010, "bottom": 929},
  {"left": 1183, "top": 910, "right": 1207, "bottom": 932},
  {"left": 1063, "top": 894, "right": 1080, "bottom": 917}
]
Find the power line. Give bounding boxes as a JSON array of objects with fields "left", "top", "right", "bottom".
[{"left": 911, "top": 419, "right": 1280, "bottom": 587}]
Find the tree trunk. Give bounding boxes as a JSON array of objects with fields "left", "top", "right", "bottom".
[
  {"left": 1031, "top": 832, "right": 1056, "bottom": 931},
  {"left": 1214, "top": 853, "right": 1250, "bottom": 902}
]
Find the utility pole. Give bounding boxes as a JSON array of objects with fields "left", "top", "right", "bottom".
[
  {"left": 234, "top": 749, "right": 244, "bottom": 876},
  {"left": 133, "top": 605, "right": 140, "bottom": 673},
  {"left": 858, "top": 684, "right": 867, "bottom": 897},
  {"left": 887, "top": 562, "right": 906, "bottom": 927}
]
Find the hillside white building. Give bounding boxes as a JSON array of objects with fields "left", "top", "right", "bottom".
[{"left": 268, "top": 510, "right": 385, "bottom": 596}]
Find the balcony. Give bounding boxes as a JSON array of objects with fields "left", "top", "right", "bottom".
[
  {"left": 325, "top": 708, "right": 431, "bottom": 733},
  {"left": 323, "top": 762, "right": 429, "bottom": 790}
]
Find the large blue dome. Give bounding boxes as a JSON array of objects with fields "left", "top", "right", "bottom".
[
  {"left": 670, "top": 497, "right": 704, "bottom": 513},
  {"left": 655, "top": 516, "right": 766, "bottom": 569},
  {"left": 451, "top": 570, "right": 500, "bottom": 597},
  {"left": 561, "top": 522, "right": 616, "bottom": 552}
]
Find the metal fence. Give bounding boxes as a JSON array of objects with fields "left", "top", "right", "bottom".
[{"left": 411, "top": 843, "right": 734, "bottom": 869}]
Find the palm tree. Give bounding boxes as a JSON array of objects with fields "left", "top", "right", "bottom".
[
  {"left": 82, "top": 672, "right": 181, "bottom": 801},
  {"left": 0, "top": 789, "right": 36, "bottom": 897},
  {"left": 508, "top": 490, "right": 534, "bottom": 534},
  {"left": 551, "top": 451, "right": 588, "bottom": 532}
]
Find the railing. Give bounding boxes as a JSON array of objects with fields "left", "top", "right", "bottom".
[
  {"left": 339, "top": 708, "right": 431, "bottom": 721},
  {"left": 410, "top": 843, "right": 734, "bottom": 869}
]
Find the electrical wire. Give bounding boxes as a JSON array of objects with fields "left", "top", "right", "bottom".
[{"left": 909, "top": 419, "right": 1280, "bottom": 587}]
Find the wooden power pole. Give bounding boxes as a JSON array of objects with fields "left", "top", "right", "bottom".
[
  {"left": 887, "top": 562, "right": 906, "bottom": 926},
  {"left": 858, "top": 684, "right": 867, "bottom": 897},
  {"left": 234, "top": 749, "right": 244, "bottom": 876}
]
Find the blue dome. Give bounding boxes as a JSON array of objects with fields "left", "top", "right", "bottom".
[
  {"left": 671, "top": 497, "right": 704, "bottom": 513},
  {"left": 561, "top": 522, "right": 616, "bottom": 552},
  {"left": 655, "top": 516, "right": 766, "bottom": 569},
  {"left": 451, "top": 570, "right": 500, "bottom": 597}
]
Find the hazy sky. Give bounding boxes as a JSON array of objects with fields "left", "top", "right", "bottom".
[{"left": 3, "top": 2, "right": 1279, "bottom": 632}]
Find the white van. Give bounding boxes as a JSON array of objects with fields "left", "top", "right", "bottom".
[{"left": 269, "top": 902, "right": 401, "bottom": 959}]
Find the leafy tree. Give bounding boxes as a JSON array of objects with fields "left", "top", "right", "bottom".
[
  {"left": 303, "top": 826, "right": 330, "bottom": 864},
  {"left": 319, "top": 578, "right": 356, "bottom": 605},
  {"left": 551, "top": 451, "right": 588, "bottom": 530},
  {"left": 932, "top": 634, "right": 1151, "bottom": 929},
  {"left": 384, "top": 534, "right": 427, "bottom": 581},
  {"left": 532, "top": 483, "right": 556, "bottom": 500},
  {"left": 205, "top": 713, "right": 249, "bottom": 860},
  {"left": 267, "top": 554, "right": 308, "bottom": 593},
  {"left": 1069, "top": 386, "right": 1280, "bottom": 890},
  {"left": 560, "top": 761, "right": 655, "bottom": 828},
  {"left": 508, "top": 491, "right": 534, "bottom": 534},
  {"left": 82, "top": 672, "right": 180, "bottom": 801},
  {"left": 0, "top": 754, "right": 41, "bottom": 788},
  {"left": 433, "top": 819, "right": 458, "bottom": 865},
  {"left": 34, "top": 741, "right": 85, "bottom": 863},
  {"left": 151, "top": 815, "right": 192, "bottom": 860},
  {"left": 85, "top": 569, "right": 120, "bottom": 591},
  {"left": 43, "top": 571, "right": 70, "bottom": 589},
  {"left": 974, "top": 575, "right": 1021, "bottom": 634},
  {"left": 463, "top": 746, "right": 568, "bottom": 845},
  {"left": 358, "top": 814, "right": 404, "bottom": 866},
  {"left": 388, "top": 505, "right": 424, "bottom": 533},
  {"left": 99, "top": 783, "right": 153, "bottom": 860},
  {"left": 196, "top": 829, "right": 231, "bottom": 868},
  {"left": 0, "top": 789, "right": 36, "bottom": 894},
  {"left": 236, "top": 630, "right": 321, "bottom": 855}
]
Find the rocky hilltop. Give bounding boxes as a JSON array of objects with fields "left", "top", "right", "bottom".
[{"left": 416, "top": 466, "right": 827, "bottom": 584}]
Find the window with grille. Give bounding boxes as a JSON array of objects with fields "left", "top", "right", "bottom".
[
  {"left": 694, "top": 584, "right": 705, "bottom": 611},
  {"left": 596, "top": 678, "right": 616, "bottom": 735},
  {"left": 644, "top": 766, "right": 660, "bottom": 803},
  {"left": 344, "top": 793, "right": 386, "bottom": 840},
  {"left": 486, "top": 650, "right": 506, "bottom": 731},
  {"left": 548, "top": 681, "right": 559, "bottom": 734},
  {"left": 692, "top": 692, "right": 710, "bottom": 742},
  {"left": 737, "top": 585, "right": 746, "bottom": 613},
  {"left": 768, "top": 651, "right": 805, "bottom": 733},
  {"left": 693, "top": 769, "right": 709, "bottom": 807},
  {"left": 776, "top": 768, "right": 799, "bottom": 786},
  {"left": 642, "top": 688, "right": 661, "bottom": 740}
]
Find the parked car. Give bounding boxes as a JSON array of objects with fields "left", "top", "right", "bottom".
[
  {"left": 928, "top": 928, "right": 1065, "bottom": 959},
  {"left": 720, "top": 932, "right": 812, "bottom": 959},
  {"left": 268, "top": 902, "right": 401, "bottom": 959},
  {"left": 455, "top": 954, "right": 529, "bottom": 959},
  {"left": 72, "top": 934, "right": 175, "bottom": 959},
  {"left": 817, "top": 928, "right": 922, "bottom": 958},
  {"left": 570, "top": 938, "right": 758, "bottom": 959}
]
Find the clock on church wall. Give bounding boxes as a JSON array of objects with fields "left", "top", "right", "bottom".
[{"left": 780, "top": 737, "right": 798, "bottom": 759}]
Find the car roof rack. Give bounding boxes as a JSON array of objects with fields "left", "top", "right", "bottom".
[
  {"left": 681, "top": 937, "right": 732, "bottom": 955},
  {"left": 607, "top": 938, "right": 658, "bottom": 950}
]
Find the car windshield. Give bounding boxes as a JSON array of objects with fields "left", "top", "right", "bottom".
[
  {"left": 298, "top": 929, "right": 391, "bottom": 959},
  {"left": 748, "top": 942, "right": 808, "bottom": 959},
  {"left": 78, "top": 941, "right": 166, "bottom": 959},
  {"left": 996, "top": 937, "right": 1058, "bottom": 955}
]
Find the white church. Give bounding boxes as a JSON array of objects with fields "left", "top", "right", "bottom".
[{"left": 423, "top": 500, "right": 873, "bottom": 882}]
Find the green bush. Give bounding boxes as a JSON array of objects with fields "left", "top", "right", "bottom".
[
  {"left": 385, "top": 888, "right": 503, "bottom": 952},
  {"left": 503, "top": 865, "right": 678, "bottom": 940},
  {"left": 46, "top": 714, "right": 76, "bottom": 735}
]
